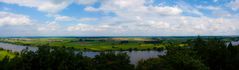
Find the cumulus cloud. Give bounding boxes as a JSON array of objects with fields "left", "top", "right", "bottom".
[
  {"left": 197, "top": 5, "right": 221, "bottom": 10},
  {"left": 52, "top": 15, "right": 97, "bottom": 23},
  {"left": 228, "top": 0, "right": 239, "bottom": 11},
  {"left": 148, "top": 6, "right": 183, "bottom": 15},
  {"left": 91, "top": 15, "right": 238, "bottom": 36},
  {"left": 84, "top": 6, "right": 99, "bottom": 12},
  {"left": 66, "top": 0, "right": 239, "bottom": 36},
  {"left": 0, "top": 12, "right": 41, "bottom": 36},
  {"left": 93, "top": 0, "right": 183, "bottom": 16},
  {"left": 37, "top": 21, "right": 60, "bottom": 32},
  {"left": 0, "top": 0, "right": 71, "bottom": 13},
  {"left": 75, "top": 0, "right": 98, "bottom": 5},
  {"left": 196, "top": 5, "right": 231, "bottom": 17},
  {"left": 0, "top": 0, "right": 99, "bottom": 13},
  {"left": 0, "top": 11, "right": 32, "bottom": 26},
  {"left": 67, "top": 24, "right": 100, "bottom": 31},
  {"left": 213, "top": 10, "right": 232, "bottom": 17},
  {"left": 38, "top": 1, "right": 70, "bottom": 13},
  {"left": 78, "top": 18, "right": 97, "bottom": 22},
  {"left": 0, "top": 0, "right": 239, "bottom": 36},
  {"left": 53, "top": 15, "right": 75, "bottom": 21}
]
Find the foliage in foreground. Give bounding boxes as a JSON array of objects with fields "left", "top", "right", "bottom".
[
  {"left": 0, "top": 48, "right": 15, "bottom": 61},
  {"left": 136, "top": 37, "right": 239, "bottom": 70},
  {"left": 136, "top": 47, "right": 208, "bottom": 70},
  {"left": 0, "top": 47, "right": 133, "bottom": 70}
]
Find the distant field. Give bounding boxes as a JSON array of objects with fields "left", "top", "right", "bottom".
[
  {"left": 0, "top": 37, "right": 174, "bottom": 51},
  {"left": 0, "top": 36, "right": 238, "bottom": 51}
]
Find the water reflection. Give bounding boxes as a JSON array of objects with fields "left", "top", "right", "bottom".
[
  {"left": 226, "top": 41, "right": 239, "bottom": 46},
  {"left": 83, "top": 51, "right": 166, "bottom": 64},
  {"left": 0, "top": 42, "right": 37, "bottom": 52}
]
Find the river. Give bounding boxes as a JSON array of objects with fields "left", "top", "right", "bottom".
[
  {"left": 0, "top": 42, "right": 166, "bottom": 64},
  {"left": 226, "top": 41, "right": 239, "bottom": 46}
]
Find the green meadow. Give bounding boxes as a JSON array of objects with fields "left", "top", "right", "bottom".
[
  {"left": 1, "top": 36, "right": 236, "bottom": 51},
  {"left": 0, "top": 37, "right": 188, "bottom": 51}
]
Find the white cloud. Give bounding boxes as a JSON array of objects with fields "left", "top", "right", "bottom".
[
  {"left": 228, "top": 0, "right": 239, "bottom": 11},
  {"left": 197, "top": 5, "right": 221, "bottom": 10},
  {"left": 148, "top": 6, "right": 183, "bottom": 15},
  {"left": 92, "top": 0, "right": 183, "bottom": 17},
  {"left": 196, "top": 5, "right": 231, "bottom": 17},
  {"left": 75, "top": 0, "right": 98, "bottom": 5},
  {"left": 1, "top": 0, "right": 239, "bottom": 36},
  {"left": 38, "top": 1, "right": 70, "bottom": 13},
  {"left": 66, "top": 15, "right": 239, "bottom": 36},
  {"left": 67, "top": 23, "right": 105, "bottom": 32},
  {"left": 177, "top": 1, "right": 204, "bottom": 16},
  {"left": 64, "top": 0, "right": 239, "bottom": 36},
  {"left": 84, "top": 6, "right": 99, "bottom": 12},
  {"left": 212, "top": 10, "right": 232, "bottom": 17},
  {"left": 0, "top": 0, "right": 72, "bottom": 13},
  {"left": 0, "top": 11, "right": 32, "bottom": 26},
  {"left": 78, "top": 18, "right": 97, "bottom": 22},
  {"left": 54, "top": 15, "right": 74, "bottom": 21},
  {"left": 37, "top": 21, "right": 59, "bottom": 32},
  {"left": 0, "top": 0, "right": 37, "bottom": 7},
  {"left": 52, "top": 15, "right": 97, "bottom": 22},
  {"left": 0, "top": 0, "right": 100, "bottom": 13}
]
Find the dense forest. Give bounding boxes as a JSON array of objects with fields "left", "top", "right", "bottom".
[{"left": 0, "top": 37, "right": 239, "bottom": 70}]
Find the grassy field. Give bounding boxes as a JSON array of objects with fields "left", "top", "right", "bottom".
[
  {"left": 0, "top": 37, "right": 181, "bottom": 51},
  {"left": 0, "top": 49, "right": 15, "bottom": 60},
  {"left": 0, "top": 36, "right": 237, "bottom": 51}
]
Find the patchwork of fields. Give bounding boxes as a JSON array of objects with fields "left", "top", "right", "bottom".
[
  {"left": 0, "top": 37, "right": 189, "bottom": 51},
  {"left": 0, "top": 36, "right": 237, "bottom": 51}
]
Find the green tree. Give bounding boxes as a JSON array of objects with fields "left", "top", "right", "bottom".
[
  {"left": 137, "top": 47, "right": 208, "bottom": 70},
  {"left": 93, "top": 52, "right": 134, "bottom": 70}
]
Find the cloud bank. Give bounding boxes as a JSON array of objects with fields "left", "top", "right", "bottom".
[{"left": 0, "top": 0, "right": 239, "bottom": 36}]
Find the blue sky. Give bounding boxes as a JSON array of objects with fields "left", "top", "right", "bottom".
[{"left": 0, "top": 0, "right": 239, "bottom": 36}]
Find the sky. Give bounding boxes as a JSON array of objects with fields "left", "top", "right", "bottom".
[{"left": 0, "top": 0, "right": 239, "bottom": 36}]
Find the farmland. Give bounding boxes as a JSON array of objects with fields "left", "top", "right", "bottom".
[
  {"left": 0, "top": 36, "right": 237, "bottom": 51},
  {"left": 0, "top": 37, "right": 191, "bottom": 51}
]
